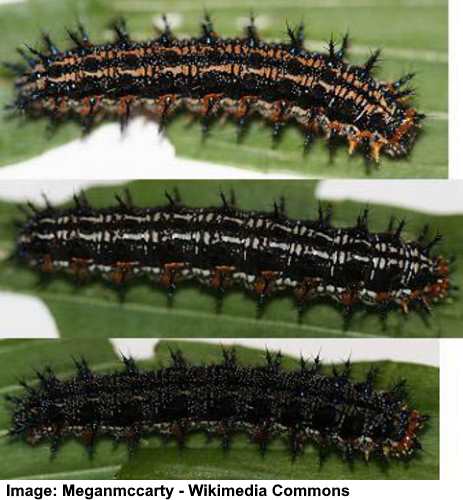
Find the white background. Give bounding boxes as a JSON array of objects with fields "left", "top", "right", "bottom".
[{"left": 0, "top": 480, "right": 454, "bottom": 498}]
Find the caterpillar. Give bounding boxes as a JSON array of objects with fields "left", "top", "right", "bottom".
[
  {"left": 14, "top": 191, "right": 450, "bottom": 316},
  {"left": 5, "top": 16, "right": 424, "bottom": 162},
  {"left": 6, "top": 349, "right": 428, "bottom": 461}
]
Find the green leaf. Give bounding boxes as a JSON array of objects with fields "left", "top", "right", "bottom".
[
  {"left": 0, "top": 180, "right": 460, "bottom": 338},
  {"left": 0, "top": 0, "right": 447, "bottom": 177},
  {"left": 0, "top": 339, "right": 439, "bottom": 480}
]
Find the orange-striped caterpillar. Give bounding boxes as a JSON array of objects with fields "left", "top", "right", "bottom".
[{"left": 6, "top": 16, "right": 424, "bottom": 162}]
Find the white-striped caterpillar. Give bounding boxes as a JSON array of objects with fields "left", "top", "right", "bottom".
[{"left": 14, "top": 191, "right": 450, "bottom": 316}]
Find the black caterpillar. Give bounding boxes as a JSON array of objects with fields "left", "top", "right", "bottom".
[
  {"left": 4, "top": 15, "right": 423, "bottom": 162},
  {"left": 6, "top": 350, "right": 427, "bottom": 461},
  {"left": 14, "top": 191, "right": 450, "bottom": 316}
]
